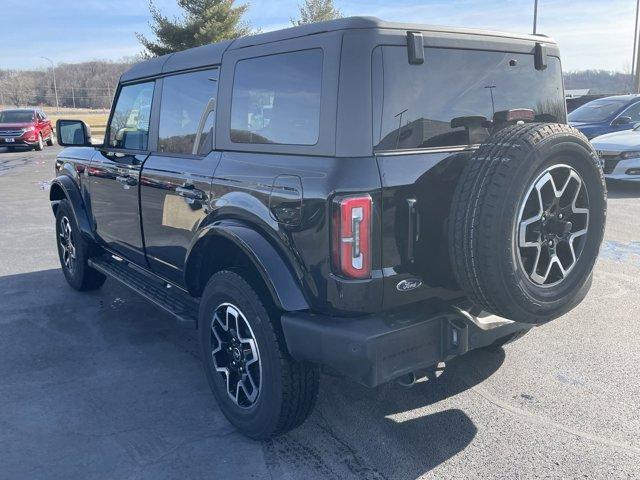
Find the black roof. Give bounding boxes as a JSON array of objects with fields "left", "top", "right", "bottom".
[{"left": 121, "top": 16, "right": 557, "bottom": 83}]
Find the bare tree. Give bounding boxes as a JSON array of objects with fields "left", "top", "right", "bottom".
[{"left": 1, "top": 73, "right": 37, "bottom": 107}]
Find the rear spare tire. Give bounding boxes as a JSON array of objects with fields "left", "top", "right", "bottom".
[{"left": 449, "top": 123, "right": 606, "bottom": 324}]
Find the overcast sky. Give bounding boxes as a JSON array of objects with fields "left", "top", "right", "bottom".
[{"left": 0, "top": 0, "right": 636, "bottom": 72}]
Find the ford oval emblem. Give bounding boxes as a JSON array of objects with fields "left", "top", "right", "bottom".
[{"left": 396, "top": 278, "right": 423, "bottom": 292}]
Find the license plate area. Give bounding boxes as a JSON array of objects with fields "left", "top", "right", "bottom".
[{"left": 4, "top": 138, "right": 15, "bottom": 143}]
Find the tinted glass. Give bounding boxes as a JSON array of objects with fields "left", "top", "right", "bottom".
[
  {"left": 620, "top": 102, "right": 640, "bottom": 122},
  {"left": 108, "top": 82, "right": 154, "bottom": 150},
  {"left": 158, "top": 69, "right": 218, "bottom": 155},
  {"left": 0, "top": 110, "right": 34, "bottom": 123},
  {"left": 373, "top": 47, "right": 566, "bottom": 151},
  {"left": 568, "top": 98, "right": 628, "bottom": 123},
  {"left": 231, "top": 49, "right": 323, "bottom": 145}
]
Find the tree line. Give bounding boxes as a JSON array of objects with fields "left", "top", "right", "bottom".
[
  {"left": 0, "top": 60, "right": 135, "bottom": 110},
  {"left": 0, "top": 0, "right": 635, "bottom": 110}
]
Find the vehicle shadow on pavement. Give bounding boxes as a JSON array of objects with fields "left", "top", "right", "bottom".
[
  {"left": 606, "top": 179, "right": 640, "bottom": 198},
  {"left": 1, "top": 268, "right": 504, "bottom": 480},
  {"left": 268, "top": 348, "right": 506, "bottom": 479}
]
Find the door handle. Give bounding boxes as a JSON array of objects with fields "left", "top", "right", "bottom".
[
  {"left": 176, "top": 186, "right": 205, "bottom": 200},
  {"left": 407, "top": 198, "right": 420, "bottom": 263}
]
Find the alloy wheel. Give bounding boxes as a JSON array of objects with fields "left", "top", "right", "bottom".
[
  {"left": 210, "top": 303, "right": 262, "bottom": 408},
  {"left": 59, "top": 216, "right": 76, "bottom": 274},
  {"left": 516, "top": 164, "right": 590, "bottom": 287}
]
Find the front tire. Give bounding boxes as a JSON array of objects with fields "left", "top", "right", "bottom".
[
  {"left": 199, "top": 270, "right": 319, "bottom": 440},
  {"left": 55, "top": 200, "right": 106, "bottom": 291}
]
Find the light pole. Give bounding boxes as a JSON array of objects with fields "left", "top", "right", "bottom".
[
  {"left": 41, "top": 56, "right": 59, "bottom": 112},
  {"left": 634, "top": 0, "right": 640, "bottom": 93},
  {"left": 533, "top": 0, "right": 539, "bottom": 34}
]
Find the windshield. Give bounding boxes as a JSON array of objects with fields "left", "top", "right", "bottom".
[
  {"left": 372, "top": 47, "right": 566, "bottom": 151},
  {"left": 0, "top": 110, "right": 34, "bottom": 123},
  {"left": 568, "top": 99, "right": 628, "bottom": 123}
]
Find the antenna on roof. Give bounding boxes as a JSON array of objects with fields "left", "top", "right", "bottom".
[{"left": 533, "top": 0, "right": 538, "bottom": 34}]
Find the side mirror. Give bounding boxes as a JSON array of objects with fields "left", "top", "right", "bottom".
[
  {"left": 612, "top": 116, "right": 632, "bottom": 126},
  {"left": 56, "top": 119, "right": 93, "bottom": 147}
]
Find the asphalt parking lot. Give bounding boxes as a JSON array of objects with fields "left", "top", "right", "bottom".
[{"left": 1, "top": 145, "right": 639, "bottom": 479}]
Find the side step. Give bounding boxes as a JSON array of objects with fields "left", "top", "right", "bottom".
[{"left": 88, "top": 255, "right": 199, "bottom": 329}]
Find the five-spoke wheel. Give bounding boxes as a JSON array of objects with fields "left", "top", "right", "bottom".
[
  {"left": 210, "top": 303, "right": 262, "bottom": 408},
  {"left": 517, "top": 164, "right": 589, "bottom": 287},
  {"left": 58, "top": 216, "right": 76, "bottom": 274}
]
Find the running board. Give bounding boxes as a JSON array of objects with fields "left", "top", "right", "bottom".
[{"left": 88, "top": 255, "right": 198, "bottom": 329}]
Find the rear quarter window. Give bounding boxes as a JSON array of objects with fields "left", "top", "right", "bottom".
[
  {"left": 230, "top": 49, "right": 323, "bottom": 145},
  {"left": 373, "top": 46, "right": 566, "bottom": 152}
]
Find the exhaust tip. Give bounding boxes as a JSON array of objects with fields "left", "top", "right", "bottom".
[{"left": 396, "top": 372, "right": 417, "bottom": 388}]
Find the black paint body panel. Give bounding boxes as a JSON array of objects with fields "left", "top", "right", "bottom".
[{"left": 52, "top": 18, "right": 564, "bottom": 319}]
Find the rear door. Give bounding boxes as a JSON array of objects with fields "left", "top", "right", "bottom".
[
  {"left": 140, "top": 68, "right": 220, "bottom": 284},
  {"left": 88, "top": 81, "right": 155, "bottom": 266},
  {"left": 372, "top": 45, "right": 567, "bottom": 309}
]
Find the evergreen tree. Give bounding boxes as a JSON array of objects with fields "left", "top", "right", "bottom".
[
  {"left": 137, "top": 0, "right": 252, "bottom": 56},
  {"left": 291, "top": 0, "right": 343, "bottom": 26}
]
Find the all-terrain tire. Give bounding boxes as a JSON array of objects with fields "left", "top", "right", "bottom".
[
  {"left": 449, "top": 123, "right": 606, "bottom": 324},
  {"left": 55, "top": 199, "right": 106, "bottom": 291},
  {"left": 199, "top": 270, "right": 319, "bottom": 440}
]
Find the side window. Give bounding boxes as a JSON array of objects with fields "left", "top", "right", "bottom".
[
  {"left": 230, "top": 49, "right": 323, "bottom": 145},
  {"left": 107, "top": 82, "right": 155, "bottom": 150},
  {"left": 158, "top": 69, "right": 219, "bottom": 155},
  {"left": 621, "top": 102, "right": 640, "bottom": 122}
]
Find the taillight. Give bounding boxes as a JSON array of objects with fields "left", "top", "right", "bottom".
[{"left": 332, "top": 194, "right": 372, "bottom": 279}]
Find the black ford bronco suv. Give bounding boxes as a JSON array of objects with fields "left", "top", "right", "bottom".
[{"left": 51, "top": 17, "right": 606, "bottom": 439}]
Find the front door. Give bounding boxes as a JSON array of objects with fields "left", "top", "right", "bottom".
[{"left": 88, "top": 81, "right": 155, "bottom": 266}]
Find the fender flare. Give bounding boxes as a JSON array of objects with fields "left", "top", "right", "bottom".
[
  {"left": 49, "top": 176, "right": 94, "bottom": 239},
  {"left": 186, "top": 223, "right": 309, "bottom": 312}
]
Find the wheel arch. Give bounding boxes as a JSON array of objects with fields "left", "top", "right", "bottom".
[
  {"left": 185, "top": 223, "right": 309, "bottom": 312},
  {"left": 50, "top": 176, "right": 94, "bottom": 240}
]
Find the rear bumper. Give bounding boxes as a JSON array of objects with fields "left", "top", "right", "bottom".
[{"left": 281, "top": 302, "right": 531, "bottom": 387}]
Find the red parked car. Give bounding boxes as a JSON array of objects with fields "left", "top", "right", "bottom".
[{"left": 0, "top": 108, "right": 54, "bottom": 151}]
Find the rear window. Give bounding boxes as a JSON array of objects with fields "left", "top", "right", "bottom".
[
  {"left": 568, "top": 98, "right": 629, "bottom": 123},
  {"left": 230, "top": 49, "right": 323, "bottom": 145},
  {"left": 372, "top": 47, "right": 566, "bottom": 152},
  {"left": 0, "top": 111, "right": 34, "bottom": 123}
]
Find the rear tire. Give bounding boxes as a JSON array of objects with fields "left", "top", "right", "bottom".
[
  {"left": 449, "top": 123, "right": 606, "bottom": 324},
  {"left": 199, "top": 270, "right": 319, "bottom": 440},
  {"left": 46, "top": 134, "right": 54, "bottom": 146},
  {"left": 55, "top": 200, "right": 106, "bottom": 291}
]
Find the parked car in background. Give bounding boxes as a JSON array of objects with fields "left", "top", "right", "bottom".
[
  {"left": 568, "top": 94, "right": 640, "bottom": 139},
  {"left": 592, "top": 125, "right": 640, "bottom": 181},
  {"left": 0, "top": 108, "right": 54, "bottom": 151}
]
